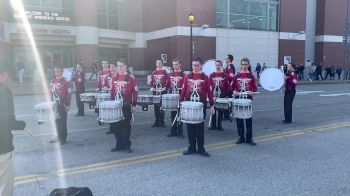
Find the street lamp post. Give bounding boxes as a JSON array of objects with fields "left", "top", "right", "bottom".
[
  {"left": 344, "top": 0, "right": 350, "bottom": 80},
  {"left": 188, "top": 13, "right": 195, "bottom": 69}
]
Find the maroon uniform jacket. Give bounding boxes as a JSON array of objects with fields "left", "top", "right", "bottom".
[
  {"left": 110, "top": 74, "right": 139, "bottom": 106},
  {"left": 150, "top": 69, "right": 168, "bottom": 89},
  {"left": 231, "top": 72, "right": 257, "bottom": 98},
  {"left": 180, "top": 72, "right": 214, "bottom": 106},
  {"left": 73, "top": 70, "right": 85, "bottom": 91},
  {"left": 225, "top": 63, "right": 236, "bottom": 83},
  {"left": 285, "top": 71, "right": 298, "bottom": 91},
  {"left": 166, "top": 70, "right": 184, "bottom": 94},
  {"left": 209, "top": 72, "right": 231, "bottom": 98},
  {"left": 97, "top": 70, "right": 111, "bottom": 91},
  {"left": 51, "top": 77, "right": 72, "bottom": 107}
]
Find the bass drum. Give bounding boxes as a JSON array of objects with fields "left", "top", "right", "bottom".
[
  {"left": 259, "top": 68, "right": 284, "bottom": 92},
  {"left": 202, "top": 59, "right": 216, "bottom": 76}
]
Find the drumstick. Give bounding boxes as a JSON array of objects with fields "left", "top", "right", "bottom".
[
  {"left": 208, "top": 115, "right": 212, "bottom": 128},
  {"left": 172, "top": 112, "right": 178, "bottom": 126},
  {"left": 132, "top": 113, "right": 135, "bottom": 123}
]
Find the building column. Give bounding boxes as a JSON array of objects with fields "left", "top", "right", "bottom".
[
  {"left": 74, "top": 0, "right": 98, "bottom": 68},
  {"left": 305, "top": 0, "right": 317, "bottom": 65},
  {"left": 0, "top": 0, "right": 13, "bottom": 76}
]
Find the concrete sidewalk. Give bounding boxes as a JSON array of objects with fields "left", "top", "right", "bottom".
[{"left": 9, "top": 78, "right": 350, "bottom": 96}]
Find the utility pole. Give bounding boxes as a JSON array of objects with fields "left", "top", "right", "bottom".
[{"left": 343, "top": 0, "right": 350, "bottom": 80}]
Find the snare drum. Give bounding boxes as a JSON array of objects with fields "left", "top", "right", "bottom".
[
  {"left": 180, "top": 101, "right": 204, "bottom": 124},
  {"left": 232, "top": 99, "right": 253, "bottom": 119},
  {"left": 161, "top": 94, "right": 179, "bottom": 111},
  {"left": 153, "top": 95, "right": 161, "bottom": 104},
  {"left": 80, "top": 93, "right": 96, "bottom": 103},
  {"left": 95, "top": 93, "right": 111, "bottom": 107},
  {"left": 34, "top": 101, "right": 58, "bottom": 123},
  {"left": 98, "top": 100, "right": 123, "bottom": 123},
  {"left": 215, "top": 98, "right": 230, "bottom": 111},
  {"left": 137, "top": 95, "right": 154, "bottom": 105}
]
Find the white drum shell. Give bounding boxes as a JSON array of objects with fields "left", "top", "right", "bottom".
[
  {"left": 34, "top": 101, "right": 58, "bottom": 122},
  {"left": 161, "top": 94, "right": 179, "bottom": 110},
  {"left": 96, "top": 93, "right": 111, "bottom": 107},
  {"left": 98, "top": 100, "right": 123, "bottom": 123},
  {"left": 232, "top": 99, "right": 253, "bottom": 119},
  {"left": 137, "top": 95, "right": 154, "bottom": 105},
  {"left": 180, "top": 101, "right": 204, "bottom": 124},
  {"left": 80, "top": 93, "right": 96, "bottom": 102},
  {"left": 259, "top": 68, "right": 284, "bottom": 92},
  {"left": 215, "top": 98, "right": 230, "bottom": 110},
  {"left": 153, "top": 95, "right": 161, "bottom": 104}
]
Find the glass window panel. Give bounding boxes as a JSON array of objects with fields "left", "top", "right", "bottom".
[
  {"left": 62, "top": 0, "right": 73, "bottom": 10},
  {"left": 42, "top": 0, "right": 61, "bottom": 8},
  {"left": 248, "top": 16, "right": 267, "bottom": 30},
  {"left": 269, "top": 4, "right": 278, "bottom": 18},
  {"left": 249, "top": 2, "right": 267, "bottom": 16},
  {"left": 230, "top": 0, "right": 249, "bottom": 15},
  {"left": 269, "top": 18, "right": 278, "bottom": 31},
  {"left": 216, "top": 0, "right": 228, "bottom": 14},
  {"left": 108, "top": 15, "right": 119, "bottom": 30},
  {"left": 98, "top": 0, "right": 107, "bottom": 13},
  {"left": 98, "top": 14, "right": 107, "bottom": 28},
  {"left": 216, "top": 13, "right": 228, "bottom": 28},
  {"left": 229, "top": 14, "right": 248, "bottom": 29},
  {"left": 108, "top": 0, "right": 120, "bottom": 15}
]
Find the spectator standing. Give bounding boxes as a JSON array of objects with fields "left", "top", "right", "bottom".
[
  {"left": 255, "top": 63, "right": 261, "bottom": 79},
  {"left": 17, "top": 59, "right": 25, "bottom": 84},
  {"left": 336, "top": 66, "right": 342, "bottom": 80},
  {"left": 89, "top": 59, "right": 99, "bottom": 80}
]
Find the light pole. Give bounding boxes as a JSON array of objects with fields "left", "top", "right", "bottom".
[
  {"left": 344, "top": 0, "right": 350, "bottom": 80},
  {"left": 188, "top": 13, "right": 195, "bottom": 69}
]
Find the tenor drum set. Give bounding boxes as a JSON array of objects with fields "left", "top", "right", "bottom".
[{"left": 34, "top": 101, "right": 58, "bottom": 124}]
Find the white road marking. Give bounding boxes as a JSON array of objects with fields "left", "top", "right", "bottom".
[
  {"left": 296, "top": 90, "right": 324, "bottom": 94},
  {"left": 319, "top": 93, "right": 350, "bottom": 97}
]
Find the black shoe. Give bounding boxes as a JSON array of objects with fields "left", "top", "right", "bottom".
[
  {"left": 159, "top": 123, "right": 166, "bottom": 128},
  {"left": 246, "top": 140, "right": 256, "bottom": 146},
  {"left": 59, "top": 140, "right": 67, "bottom": 145},
  {"left": 198, "top": 151, "right": 210, "bottom": 157},
  {"left": 111, "top": 146, "right": 123, "bottom": 152},
  {"left": 75, "top": 114, "right": 84, "bottom": 117},
  {"left": 183, "top": 150, "right": 196, "bottom": 155},
  {"left": 49, "top": 138, "right": 59, "bottom": 143},
  {"left": 152, "top": 123, "right": 159, "bottom": 128},
  {"left": 235, "top": 138, "right": 245, "bottom": 144},
  {"left": 106, "top": 131, "right": 113, "bottom": 134},
  {"left": 282, "top": 120, "right": 292, "bottom": 124},
  {"left": 167, "top": 133, "right": 177, "bottom": 137},
  {"left": 209, "top": 127, "right": 217, "bottom": 130},
  {"left": 125, "top": 147, "right": 132, "bottom": 153}
]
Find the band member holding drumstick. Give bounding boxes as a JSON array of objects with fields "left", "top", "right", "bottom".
[
  {"left": 166, "top": 58, "right": 184, "bottom": 138},
  {"left": 50, "top": 67, "right": 72, "bottom": 145},
  {"left": 150, "top": 59, "right": 168, "bottom": 128},
  {"left": 73, "top": 64, "right": 85, "bottom": 116},
  {"left": 209, "top": 60, "right": 230, "bottom": 131},
  {"left": 224, "top": 54, "right": 235, "bottom": 120},
  {"left": 283, "top": 63, "right": 298, "bottom": 124},
  {"left": 231, "top": 57, "right": 257, "bottom": 146},
  {"left": 110, "top": 59, "right": 138, "bottom": 153},
  {"left": 105, "top": 63, "right": 118, "bottom": 134},
  {"left": 97, "top": 60, "right": 111, "bottom": 92},
  {"left": 180, "top": 57, "right": 215, "bottom": 157}
]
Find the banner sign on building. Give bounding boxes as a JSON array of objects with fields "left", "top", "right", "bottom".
[{"left": 14, "top": 10, "right": 71, "bottom": 23}]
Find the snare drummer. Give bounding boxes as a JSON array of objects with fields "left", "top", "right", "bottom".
[
  {"left": 150, "top": 59, "right": 168, "bottom": 128},
  {"left": 224, "top": 54, "right": 235, "bottom": 120},
  {"left": 209, "top": 60, "right": 230, "bottom": 131},
  {"left": 231, "top": 57, "right": 257, "bottom": 146},
  {"left": 166, "top": 58, "right": 184, "bottom": 138},
  {"left": 97, "top": 60, "right": 111, "bottom": 92},
  {"left": 50, "top": 67, "right": 72, "bottom": 145},
  {"left": 180, "top": 57, "right": 215, "bottom": 157},
  {"left": 105, "top": 63, "right": 118, "bottom": 134},
  {"left": 110, "top": 59, "right": 138, "bottom": 153},
  {"left": 73, "top": 64, "right": 85, "bottom": 116}
]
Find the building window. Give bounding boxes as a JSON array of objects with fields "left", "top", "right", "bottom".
[
  {"left": 13, "top": 0, "right": 74, "bottom": 25},
  {"left": 98, "top": 0, "right": 126, "bottom": 30},
  {"left": 216, "top": 0, "right": 279, "bottom": 31}
]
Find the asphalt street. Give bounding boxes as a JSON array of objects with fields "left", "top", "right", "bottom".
[{"left": 11, "top": 83, "right": 350, "bottom": 196}]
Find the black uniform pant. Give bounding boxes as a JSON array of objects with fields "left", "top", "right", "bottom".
[
  {"left": 236, "top": 118, "right": 253, "bottom": 141},
  {"left": 211, "top": 109, "right": 223, "bottom": 128},
  {"left": 284, "top": 89, "right": 296, "bottom": 122},
  {"left": 112, "top": 106, "right": 132, "bottom": 148},
  {"left": 186, "top": 109, "right": 206, "bottom": 152},
  {"left": 55, "top": 104, "right": 68, "bottom": 142},
  {"left": 76, "top": 90, "right": 84, "bottom": 115},
  {"left": 154, "top": 104, "right": 165, "bottom": 125},
  {"left": 170, "top": 111, "right": 183, "bottom": 135},
  {"left": 224, "top": 95, "right": 232, "bottom": 119}
]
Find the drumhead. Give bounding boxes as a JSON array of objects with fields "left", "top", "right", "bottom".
[
  {"left": 162, "top": 94, "right": 179, "bottom": 98},
  {"left": 233, "top": 99, "right": 252, "bottom": 105},
  {"left": 34, "top": 101, "right": 57, "bottom": 109},
  {"left": 81, "top": 93, "right": 95, "bottom": 96},
  {"left": 180, "top": 101, "right": 203, "bottom": 107},
  {"left": 99, "top": 100, "right": 122, "bottom": 108},
  {"left": 215, "top": 98, "right": 229, "bottom": 103},
  {"left": 96, "top": 93, "right": 110, "bottom": 98},
  {"left": 202, "top": 59, "right": 216, "bottom": 76},
  {"left": 259, "top": 68, "right": 284, "bottom": 92}
]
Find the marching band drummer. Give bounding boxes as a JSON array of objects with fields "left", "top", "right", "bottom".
[
  {"left": 110, "top": 59, "right": 138, "bottom": 153},
  {"left": 231, "top": 57, "right": 257, "bottom": 146},
  {"left": 283, "top": 63, "right": 298, "bottom": 124},
  {"left": 180, "top": 57, "right": 215, "bottom": 157},
  {"left": 105, "top": 63, "right": 118, "bottom": 134},
  {"left": 224, "top": 54, "right": 235, "bottom": 120},
  {"left": 150, "top": 59, "right": 168, "bottom": 128},
  {"left": 209, "top": 60, "right": 230, "bottom": 131},
  {"left": 73, "top": 64, "right": 85, "bottom": 116},
  {"left": 97, "top": 60, "right": 111, "bottom": 92},
  {"left": 50, "top": 66, "right": 72, "bottom": 145},
  {"left": 166, "top": 58, "right": 184, "bottom": 138}
]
